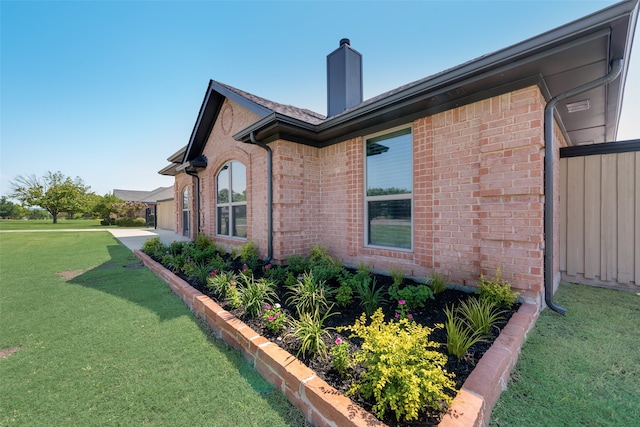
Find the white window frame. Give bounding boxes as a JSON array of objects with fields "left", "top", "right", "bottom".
[
  {"left": 363, "top": 125, "right": 414, "bottom": 251},
  {"left": 216, "top": 161, "right": 247, "bottom": 239}
]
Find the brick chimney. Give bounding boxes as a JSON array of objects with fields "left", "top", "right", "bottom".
[{"left": 327, "top": 38, "right": 363, "bottom": 117}]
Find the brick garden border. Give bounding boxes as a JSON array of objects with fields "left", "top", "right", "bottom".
[{"left": 135, "top": 250, "right": 539, "bottom": 427}]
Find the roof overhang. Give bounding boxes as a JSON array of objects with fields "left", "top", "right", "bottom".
[{"left": 234, "top": 0, "right": 638, "bottom": 147}]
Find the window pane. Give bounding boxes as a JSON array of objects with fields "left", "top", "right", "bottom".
[
  {"left": 368, "top": 199, "right": 411, "bottom": 249},
  {"left": 232, "top": 205, "right": 247, "bottom": 238},
  {"left": 217, "top": 206, "right": 229, "bottom": 235},
  {"left": 217, "top": 166, "right": 229, "bottom": 203},
  {"left": 182, "top": 187, "right": 189, "bottom": 208},
  {"left": 366, "top": 129, "right": 412, "bottom": 196},
  {"left": 231, "top": 162, "right": 246, "bottom": 202}
]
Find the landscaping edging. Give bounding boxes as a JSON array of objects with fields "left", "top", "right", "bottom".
[{"left": 135, "top": 249, "right": 538, "bottom": 427}]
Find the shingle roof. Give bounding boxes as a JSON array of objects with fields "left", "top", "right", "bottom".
[{"left": 215, "top": 81, "right": 326, "bottom": 125}]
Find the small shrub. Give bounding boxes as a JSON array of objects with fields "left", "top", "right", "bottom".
[
  {"left": 355, "top": 277, "right": 386, "bottom": 316},
  {"left": 336, "top": 282, "right": 354, "bottom": 307},
  {"left": 286, "top": 254, "right": 311, "bottom": 276},
  {"left": 478, "top": 268, "right": 519, "bottom": 309},
  {"left": 237, "top": 241, "right": 260, "bottom": 271},
  {"left": 195, "top": 233, "right": 215, "bottom": 251},
  {"left": 330, "top": 337, "right": 351, "bottom": 377},
  {"left": 209, "top": 254, "right": 231, "bottom": 272},
  {"left": 263, "top": 263, "right": 288, "bottom": 285},
  {"left": 141, "top": 237, "right": 163, "bottom": 255},
  {"left": 444, "top": 304, "right": 486, "bottom": 359},
  {"left": 239, "top": 275, "right": 278, "bottom": 318},
  {"left": 115, "top": 217, "right": 145, "bottom": 227},
  {"left": 342, "top": 309, "right": 456, "bottom": 422},
  {"left": 429, "top": 271, "right": 447, "bottom": 294},
  {"left": 308, "top": 245, "right": 336, "bottom": 267},
  {"left": 457, "top": 297, "right": 505, "bottom": 337},
  {"left": 263, "top": 303, "right": 287, "bottom": 334},
  {"left": 311, "top": 264, "right": 344, "bottom": 284},
  {"left": 286, "top": 272, "right": 335, "bottom": 315},
  {"left": 388, "top": 283, "right": 434, "bottom": 311},
  {"left": 287, "top": 307, "right": 335, "bottom": 359},
  {"left": 226, "top": 280, "right": 242, "bottom": 309},
  {"left": 169, "top": 241, "right": 186, "bottom": 255}
]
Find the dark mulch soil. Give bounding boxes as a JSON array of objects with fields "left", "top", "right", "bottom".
[{"left": 159, "top": 256, "right": 519, "bottom": 426}]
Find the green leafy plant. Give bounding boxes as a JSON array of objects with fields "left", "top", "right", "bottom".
[
  {"left": 285, "top": 254, "right": 311, "bottom": 276},
  {"left": 237, "top": 240, "right": 260, "bottom": 271},
  {"left": 457, "top": 296, "right": 505, "bottom": 337},
  {"left": 263, "top": 263, "right": 288, "bottom": 286},
  {"left": 335, "top": 282, "right": 354, "bottom": 307},
  {"left": 330, "top": 337, "right": 351, "bottom": 378},
  {"left": 287, "top": 306, "right": 335, "bottom": 359},
  {"left": 262, "top": 303, "right": 287, "bottom": 334},
  {"left": 355, "top": 277, "right": 386, "bottom": 316},
  {"left": 388, "top": 283, "right": 433, "bottom": 311},
  {"left": 390, "top": 267, "right": 404, "bottom": 286},
  {"left": 286, "top": 272, "right": 335, "bottom": 315},
  {"left": 342, "top": 309, "right": 456, "bottom": 422},
  {"left": 308, "top": 245, "right": 336, "bottom": 267},
  {"left": 429, "top": 271, "right": 447, "bottom": 294},
  {"left": 226, "top": 280, "right": 242, "bottom": 309},
  {"left": 311, "top": 264, "right": 345, "bottom": 284},
  {"left": 444, "top": 304, "right": 486, "bottom": 359},
  {"left": 239, "top": 274, "right": 278, "bottom": 318},
  {"left": 206, "top": 270, "right": 238, "bottom": 298},
  {"left": 182, "top": 260, "right": 213, "bottom": 285},
  {"left": 478, "top": 267, "right": 519, "bottom": 309},
  {"left": 141, "top": 237, "right": 164, "bottom": 255},
  {"left": 195, "top": 232, "right": 215, "bottom": 251}
]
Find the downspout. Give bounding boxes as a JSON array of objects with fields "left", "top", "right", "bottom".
[
  {"left": 543, "top": 58, "right": 623, "bottom": 315},
  {"left": 185, "top": 170, "right": 201, "bottom": 235},
  {"left": 246, "top": 131, "right": 273, "bottom": 264}
]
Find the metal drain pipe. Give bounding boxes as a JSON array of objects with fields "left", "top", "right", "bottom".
[
  {"left": 246, "top": 131, "right": 273, "bottom": 264},
  {"left": 543, "top": 58, "right": 623, "bottom": 315}
]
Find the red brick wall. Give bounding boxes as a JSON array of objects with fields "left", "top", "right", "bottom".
[{"left": 176, "top": 85, "right": 556, "bottom": 300}]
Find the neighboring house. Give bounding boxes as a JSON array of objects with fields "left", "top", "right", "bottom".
[
  {"left": 113, "top": 187, "right": 174, "bottom": 229},
  {"left": 160, "top": 1, "right": 638, "bottom": 309}
]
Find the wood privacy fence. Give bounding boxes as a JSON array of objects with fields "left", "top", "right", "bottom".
[{"left": 560, "top": 141, "right": 640, "bottom": 291}]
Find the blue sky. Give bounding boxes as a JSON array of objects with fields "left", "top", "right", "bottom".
[{"left": 1, "top": 0, "right": 637, "bottom": 198}]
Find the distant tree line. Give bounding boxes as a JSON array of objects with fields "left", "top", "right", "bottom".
[{"left": 5, "top": 171, "right": 133, "bottom": 223}]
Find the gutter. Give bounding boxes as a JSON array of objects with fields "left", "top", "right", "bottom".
[
  {"left": 243, "top": 131, "right": 273, "bottom": 264},
  {"left": 543, "top": 58, "right": 623, "bottom": 315}
]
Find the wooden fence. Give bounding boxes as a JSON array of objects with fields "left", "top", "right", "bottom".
[{"left": 560, "top": 142, "right": 640, "bottom": 291}]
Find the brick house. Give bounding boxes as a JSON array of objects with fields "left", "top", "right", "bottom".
[{"left": 160, "top": 1, "right": 637, "bottom": 309}]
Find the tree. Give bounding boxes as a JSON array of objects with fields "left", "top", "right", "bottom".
[
  {"left": 0, "top": 196, "right": 22, "bottom": 219},
  {"left": 90, "top": 193, "right": 124, "bottom": 220},
  {"left": 10, "top": 171, "right": 91, "bottom": 224}
]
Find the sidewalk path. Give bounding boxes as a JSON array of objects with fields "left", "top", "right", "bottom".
[{"left": 0, "top": 228, "right": 190, "bottom": 252}]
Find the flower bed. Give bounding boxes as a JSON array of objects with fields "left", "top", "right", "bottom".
[{"left": 135, "top": 238, "right": 539, "bottom": 426}]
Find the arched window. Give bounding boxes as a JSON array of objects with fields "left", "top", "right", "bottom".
[
  {"left": 182, "top": 186, "right": 190, "bottom": 236},
  {"left": 216, "top": 161, "right": 247, "bottom": 238}
]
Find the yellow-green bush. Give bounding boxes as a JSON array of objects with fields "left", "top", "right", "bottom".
[{"left": 342, "top": 309, "right": 456, "bottom": 422}]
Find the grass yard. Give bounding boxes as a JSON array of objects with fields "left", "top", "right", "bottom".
[
  {"left": 490, "top": 282, "right": 640, "bottom": 426},
  {"left": 0, "top": 219, "right": 110, "bottom": 230},
  {"left": 0, "top": 231, "right": 307, "bottom": 426}
]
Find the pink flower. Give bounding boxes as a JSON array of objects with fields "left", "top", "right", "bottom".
[
  {"left": 398, "top": 300, "right": 405, "bottom": 305},
  {"left": 264, "top": 304, "right": 272, "bottom": 310},
  {"left": 395, "top": 313, "right": 400, "bottom": 318},
  {"left": 265, "top": 264, "right": 272, "bottom": 269},
  {"left": 335, "top": 338, "right": 342, "bottom": 345},
  {"left": 408, "top": 314, "right": 413, "bottom": 319},
  {"left": 274, "top": 313, "right": 280, "bottom": 317},
  {"left": 268, "top": 316, "right": 274, "bottom": 322}
]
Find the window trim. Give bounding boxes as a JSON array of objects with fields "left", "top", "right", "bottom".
[
  {"left": 363, "top": 125, "right": 414, "bottom": 252},
  {"left": 216, "top": 161, "right": 247, "bottom": 240}
]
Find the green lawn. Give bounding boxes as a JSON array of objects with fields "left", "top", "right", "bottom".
[
  {"left": 0, "top": 231, "right": 307, "bottom": 426},
  {"left": 490, "top": 283, "right": 640, "bottom": 426},
  {"left": 0, "top": 219, "right": 111, "bottom": 230}
]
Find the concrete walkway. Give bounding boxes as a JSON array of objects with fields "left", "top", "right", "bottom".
[
  {"left": 107, "top": 228, "right": 191, "bottom": 251},
  {"left": 0, "top": 228, "right": 191, "bottom": 252}
]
